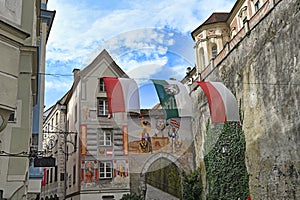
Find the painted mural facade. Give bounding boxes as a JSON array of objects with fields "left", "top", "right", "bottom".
[{"left": 127, "top": 110, "right": 194, "bottom": 174}]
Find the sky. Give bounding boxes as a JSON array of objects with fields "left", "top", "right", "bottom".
[{"left": 45, "top": 0, "right": 235, "bottom": 109}]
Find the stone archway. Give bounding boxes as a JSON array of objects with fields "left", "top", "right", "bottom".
[{"left": 140, "top": 152, "right": 184, "bottom": 199}]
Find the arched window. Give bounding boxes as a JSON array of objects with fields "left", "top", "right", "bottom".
[
  {"left": 199, "top": 47, "right": 205, "bottom": 68},
  {"left": 211, "top": 44, "right": 218, "bottom": 58}
]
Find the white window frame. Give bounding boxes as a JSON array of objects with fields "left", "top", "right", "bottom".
[
  {"left": 99, "top": 129, "right": 112, "bottom": 146},
  {"left": 97, "top": 98, "right": 109, "bottom": 116},
  {"left": 99, "top": 161, "right": 112, "bottom": 179},
  {"left": 99, "top": 78, "right": 106, "bottom": 92}
]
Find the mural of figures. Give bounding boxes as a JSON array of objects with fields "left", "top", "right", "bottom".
[{"left": 128, "top": 112, "right": 191, "bottom": 155}]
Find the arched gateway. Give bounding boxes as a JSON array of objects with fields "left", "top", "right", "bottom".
[{"left": 140, "top": 152, "right": 185, "bottom": 199}]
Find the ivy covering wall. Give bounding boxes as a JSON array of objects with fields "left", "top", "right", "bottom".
[{"left": 204, "top": 120, "right": 249, "bottom": 199}]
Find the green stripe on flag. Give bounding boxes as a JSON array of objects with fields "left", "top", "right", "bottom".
[{"left": 152, "top": 79, "right": 179, "bottom": 119}]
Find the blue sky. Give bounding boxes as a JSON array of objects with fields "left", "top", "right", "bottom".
[{"left": 45, "top": 0, "right": 235, "bottom": 109}]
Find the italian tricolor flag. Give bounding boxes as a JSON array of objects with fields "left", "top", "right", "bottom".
[
  {"left": 103, "top": 77, "right": 140, "bottom": 115},
  {"left": 152, "top": 79, "right": 192, "bottom": 119},
  {"left": 197, "top": 81, "right": 240, "bottom": 123}
]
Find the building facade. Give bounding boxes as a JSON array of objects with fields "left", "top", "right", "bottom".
[
  {"left": 40, "top": 94, "right": 68, "bottom": 200},
  {"left": 190, "top": 0, "right": 271, "bottom": 80},
  {"left": 41, "top": 50, "right": 132, "bottom": 200},
  {"left": 186, "top": 0, "right": 299, "bottom": 199},
  {"left": 0, "top": 0, "right": 53, "bottom": 199},
  {"left": 28, "top": 0, "right": 55, "bottom": 199}
]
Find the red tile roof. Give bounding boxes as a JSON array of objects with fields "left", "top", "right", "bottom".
[{"left": 191, "top": 12, "right": 229, "bottom": 40}]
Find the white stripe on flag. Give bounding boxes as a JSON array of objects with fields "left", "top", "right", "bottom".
[
  {"left": 119, "top": 78, "right": 140, "bottom": 113},
  {"left": 166, "top": 80, "right": 193, "bottom": 117},
  {"left": 209, "top": 82, "right": 239, "bottom": 121}
]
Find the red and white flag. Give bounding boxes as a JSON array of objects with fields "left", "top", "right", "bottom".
[
  {"left": 197, "top": 81, "right": 240, "bottom": 123},
  {"left": 103, "top": 77, "right": 140, "bottom": 115}
]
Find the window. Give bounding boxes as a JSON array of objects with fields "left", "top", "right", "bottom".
[
  {"left": 74, "top": 105, "right": 77, "bottom": 122},
  {"left": 50, "top": 168, "right": 53, "bottom": 183},
  {"left": 46, "top": 170, "right": 49, "bottom": 184},
  {"left": 32, "top": 134, "right": 39, "bottom": 147},
  {"left": 8, "top": 111, "right": 15, "bottom": 122},
  {"left": 211, "top": 44, "right": 218, "bottom": 58},
  {"left": 55, "top": 113, "right": 58, "bottom": 125},
  {"left": 199, "top": 47, "right": 205, "bottom": 68},
  {"left": 51, "top": 118, "right": 54, "bottom": 129},
  {"left": 97, "top": 98, "right": 108, "bottom": 116},
  {"left": 60, "top": 173, "right": 65, "bottom": 181},
  {"left": 99, "top": 78, "right": 106, "bottom": 92},
  {"left": 254, "top": 0, "right": 260, "bottom": 12},
  {"left": 99, "top": 129, "right": 112, "bottom": 146},
  {"left": 99, "top": 161, "right": 112, "bottom": 179},
  {"left": 73, "top": 165, "right": 76, "bottom": 184},
  {"left": 54, "top": 166, "right": 58, "bottom": 182},
  {"left": 74, "top": 134, "right": 77, "bottom": 152}
]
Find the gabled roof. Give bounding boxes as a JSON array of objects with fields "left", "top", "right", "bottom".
[
  {"left": 63, "top": 49, "right": 128, "bottom": 105},
  {"left": 79, "top": 49, "right": 128, "bottom": 79},
  {"left": 191, "top": 12, "right": 230, "bottom": 40}
]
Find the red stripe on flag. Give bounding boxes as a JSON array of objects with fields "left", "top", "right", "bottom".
[
  {"left": 103, "top": 77, "right": 125, "bottom": 114},
  {"left": 197, "top": 81, "right": 226, "bottom": 123}
]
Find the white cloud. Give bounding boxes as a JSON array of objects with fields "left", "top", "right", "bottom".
[
  {"left": 45, "top": 0, "right": 235, "bottom": 107},
  {"left": 47, "top": 0, "right": 235, "bottom": 63},
  {"left": 45, "top": 78, "right": 73, "bottom": 92},
  {"left": 118, "top": 54, "right": 168, "bottom": 79}
]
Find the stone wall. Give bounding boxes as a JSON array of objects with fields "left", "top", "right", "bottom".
[{"left": 192, "top": 0, "right": 300, "bottom": 199}]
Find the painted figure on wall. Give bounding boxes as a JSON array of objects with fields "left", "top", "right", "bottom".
[
  {"left": 85, "top": 161, "right": 94, "bottom": 183},
  {"left": 117, "top": 162, "right": 126, "bottom": 178},
  {"left": 113, "top": 160, "right": 130, "bottom": 187},
  {"left": 155, "top": 118, "right": 166, "bottom": 137},
  {"left": 167, "top": 118, "right": 182, "bottom": 152},
  {"left": 138, "top": 120, "right": 152, "bottom": 153}
]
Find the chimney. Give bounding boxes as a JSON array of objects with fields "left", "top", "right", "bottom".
[{"left": 72, "top": 68, "right": 80, "bottom": 80}]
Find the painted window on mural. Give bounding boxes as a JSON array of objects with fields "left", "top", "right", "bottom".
[
  {"left": 99, "top": 129, "right": 112, "bottom": 146},
  {"left": 99, "top": 78, "right": 106, "bottom": 92},
  {"left": 99, "top": 161, "right": 112, "bottom": 179},
  {"left": 97, "top": 98, "right": 108, "bottom": 116}
]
